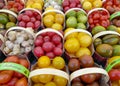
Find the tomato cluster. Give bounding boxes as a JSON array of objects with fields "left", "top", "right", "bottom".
[
  {"left": 0, "top": 56, "right": 29, "bottom": 86},
  {"left": 17, "top": 10, "right": 41, "bottom": 30},
  {"left": 34, "top": 31, "right": 63, "bottom": 59},
  {"left": 0, "top": 0, "right": 5, "bottom": 9},
  {"left": 88, "top": 10, "right": 110, "bottom": 29},
  {"left": 7, "top": 0, "right": 24, "bottom": 13},
  {"left": 62, "top": 0, "right": 82, "bottom": 12},
  {"left": 103, "top": 0, "right": 120, "bottom": 14}
]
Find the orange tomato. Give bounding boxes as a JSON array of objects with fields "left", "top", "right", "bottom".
[
  {"left": 19, "top": 58, "right": 29, "bottom": 68},
  {"left": 4, "top": 56, "right": 19, "bottom": 63},
  {"left": 15, "top": 77, "right": 28, "bottom": 86}
]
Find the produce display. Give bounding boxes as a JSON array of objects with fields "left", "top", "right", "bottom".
[
  {"left": 3, "top": 27, "right": 34, "bottom": 55},
  {"left": 30, "top": 56, "right": 68, "bottom": 86},
  {"left": 65, "top": 8, "right": 88, "bottom": 29},
  {"left": 1, "top": 0, "right": 120, "bottom": 85},
  {"left": 62, "top": 0, "right": 82, "bottom": 12},
  {"left": 0, "top": 9, "right": 17, "bottom": 30},
  {"left": 64, "top": 29, "right": 92, "bottom": 59},
  {"left": 103, "top": 0, "right": 120, "bottom": 14},
  {"left": 88, "top": 8, "right": 110, "bottom": 29},
  {"left": 6, "top": 0, "right": 25, "bottom": 13},
  {"left": 44, "top": 0, "right": 62, "bottom": 11},
  {"left": 34, "top": 29, "right": 63, "bottom": 59},
  {"left": 17, "top": 9, "right": 41, "bottom": 31},
  {"left": 26, "top": 0, "right": 44, "bottom": 12},
  {"left": 42, "top": 10, "right": 65, "bottom": 31},
  {"left": 0, "top": 55, "right": 29, "bottom": 86},
  {"left": 81, "top": 0, "right": 103, "bottom": 11},
  {"left": 93, "top": 31, "right": 120, "bottom": 58}
]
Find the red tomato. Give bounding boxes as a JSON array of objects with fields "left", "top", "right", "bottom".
[
  {"left": 15, "top": 77, "right": 27, "bottom": 86},
  {"left": 19, "top": 59, "right": 29, "bottom": 68},
  {"left": 14, "top": 72, "right": 24, "bottom": 78},
  {"left": 4, "top": 56, "right": 19, "bottom": 63},
  {"left": 0, "top": 71, "right": 13, "bottom": 84},
  {"left": 81, "top": 74, "right": 96, "bottom": 84},
  {"left": 7, "top": 77, "right": 18, "bottom": 86},
  {"left": 108, "top": 69, "right": 120, "bottom": 81}
]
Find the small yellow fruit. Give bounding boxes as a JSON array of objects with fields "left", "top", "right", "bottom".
[
  {"left": 45, "top": 82, "right": 56, "bottom": 86},
  {"left": 66, "top": 32, "right": 78, "bottom": 40},
  {"left": 52, "top": 23, "right": 63, "bottom": 30},
  {"left": 76, "top": 47, "right": 91, "bottom": 58},
  {"left": 31, "top": 75, "right": 39, "bottom": 83},
  {"left": 38, "top": 56, "right": 51, "bottom": 68},
  {"left": 39, "top": 74, "right": 53, "bottom": 83},
  {"left": 43, "top": 14, "right": 54, "bottom": 27},
  {"left": 52, "top": 56, "right": 65, "bottom": 69},
  {"left": 64, "top": 38, "right": 80, "bottom": 54},
  {"left": 93, "top": 0, "right": 102, "bottom": 8},
  {"left": 32, "top": 3, "right": 42, "bottom": 10},
  {"left": 45, "top": 6, "right": 56, "bottom": 16},
  {"left": 83, "top": 1, "right": 92, "bottom": 10},
  {"left": 78, "top": 34, "right": 92, "bottom": 47},
  {"left": 55, "top": 14, "right": 64, "bottom": 25},
  {"left": 64, "top": 28, "right": 75, "bottom": 34}
]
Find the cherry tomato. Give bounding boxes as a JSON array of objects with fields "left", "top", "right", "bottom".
[
  {"left": 81, "top": 74, "right": 96, "bottom": 84},
  {"left": 7, "top": 77, "right": 18, "bottom": 86},
  {"left": 15, "top": 77, "right": 27, "bottom": 86},
  {"left": 4, "top": 56, "right": 19, "bottom": 63},
  {"left": 0, "top": 71, "right": 13, "bottom": 84},
  {"left": 108, "top": 69, "right": 120, "bottom": 81},
  {"left": 14, "top": 72, "right": 24, "bottom": 78},
  {"left": 19, "top": 58, "right": 29, "bottom": 68}
]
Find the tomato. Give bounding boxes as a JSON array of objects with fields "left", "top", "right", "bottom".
[
  {"left": 0, "top": 72, "right": 12, "bottom": 84},
  {"left": 19, "top": 58, "right": 29, "bottom": 68},
  {"left": 14, "top": 72, "right": 24, "bottom": 78},
  {"left": 108, "top": 69, "right": 120, "bottom": 81},
  {"left": 39, "top": 74, "right": 53, "bottom": 84},
  {"left": 72, "top": 82, "right": 84, "bottom": 86},
  {"left": 86, "top": 82, "right": 99, "bottom": 86},
  {"left": 7, "top": 77, "right": 18, "bottom": 86},
  {"left": 81, "top": 74, "right": 96, "bottom": 84},
  {"left": 72, "top": 77, "right": 81, "bottom": 83},
  {"left": 53, "top": 76, "right": 67, "bottom": 86},
  {"left": 4, "top": 56, "right": 19, "bottom": 63},
  {"left": 15, "top": 77, "right": 27, "bottom": 86},
  {"left": 95, "top": 73, "right": 101, "bottom": 81}
]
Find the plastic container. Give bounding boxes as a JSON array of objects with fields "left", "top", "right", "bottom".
[
  {"left": 1, "top": 26, "right": 35, "bottom": 56},
  {"left": 33, "top": 28, "right": 63, "bottom": 59},
  {"left": 93, "top": 31, "right": 120, "bottom": 67}
]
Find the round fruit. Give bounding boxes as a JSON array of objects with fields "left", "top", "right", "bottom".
[
  {"left": 78, "top": 33, "right": 92, "bottom": 47},
  {"left": 93, "top": 0, "right": 102, "bottom": 8},
  {"left": 42, "top": 42, "right": 53, "bottom": 52},
  {"left": 55, "top": 14, "right": 64, "bottom": 25},
  {"left": 81, "top": 74, "right": 96, "bottom": 84},
  {"left": 39, "top": 74, "right": 53, "bottom": 83},
  {"left": 52, "top": 23, "right": 63, "bottom": 30},
  {"left": 64, "top": 38, "right": 80, "bottom": 54},
  {"left": 33, "top": 83, "right": 44, "bottom": 86},
  {"left": 45, "top": 82, "right": 56, "bottom": 86},
  {"left": 53, "top": 76, "right": 67, "bottom": 86},
  {"left": 66, "top": 32, "right": 78, "bottom": 40},
  {"left": 38, "top": 56, "right": 51, "bottom": 68},
  {"left": 43, "top": 14, "right": 54, "bottom": 27},
  {"left": 31, "top": 75, "right": 40, "bottom": 83},
  {"left": 52, "top": 56, "right": 65, "bottom": 69},
  {"left": 68, "top": 58, "right": 80, "bottom": 72},
  {"left": 34, "top": 46, "right": 44, "bottom": 58},
  {"left": 76, "top": 47, "right": 91, "bottom": 58},
  {"left": 79, "top": 55, "right": 94, "bottom": 67},
  {"left": 72, "top": 82, "right": 84, "bottom": 86},
  {"left": 83, "top": 1, "right": 92, "bottom": 10}
]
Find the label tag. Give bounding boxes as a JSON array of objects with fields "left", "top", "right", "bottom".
[
  {"left": 110, "top": 12, "right": 120, "bottom": 20},
  {"left": 0, "top": 62, "right": 30, "bottom": 78},
  {"left": 106, "top": 59, "right": 120, "bottom": 72}
]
